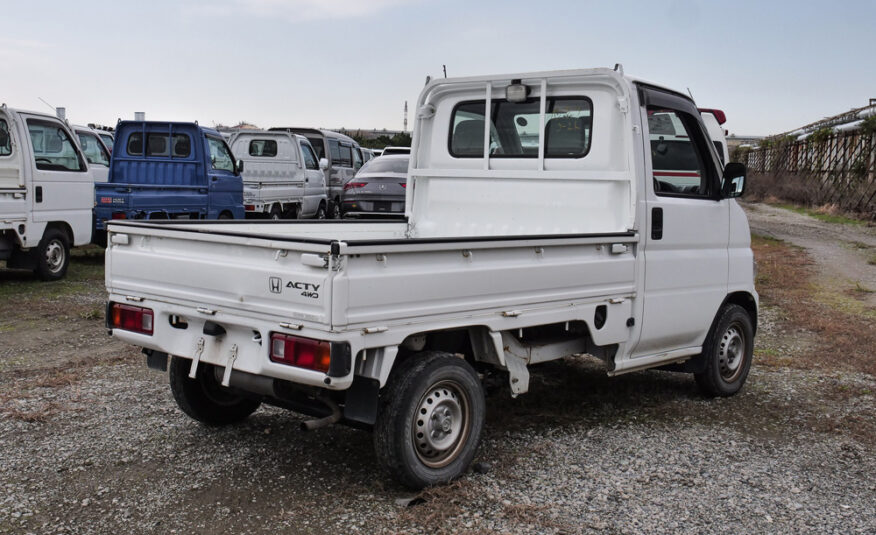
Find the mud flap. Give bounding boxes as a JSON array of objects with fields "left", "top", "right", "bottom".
[{"left": 343, "top": 376, "right": 380, "bottom": 426}]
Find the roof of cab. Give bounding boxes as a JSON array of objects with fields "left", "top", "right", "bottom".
[
  {"left": 269, "top": 127, "right": 357, "bottom": 144},
  {"left": 116, "top": 120, "right": 222, "bottom": 137},
  {"left": 420, "top": 67, "right": 693, "bottom": 105}
]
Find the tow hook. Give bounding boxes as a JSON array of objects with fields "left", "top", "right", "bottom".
[{"left": 300, "top": 396, "right": 342, "bottom": 431}]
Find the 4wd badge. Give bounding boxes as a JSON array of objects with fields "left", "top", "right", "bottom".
[{"left": 268, "top": 277, "right": 320, "bottom": 299}]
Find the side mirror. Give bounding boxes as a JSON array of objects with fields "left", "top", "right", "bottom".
[
  {"left": 236, "top": 160, "right": 244, "bottom": 173},
  {"left": 319, "top": 157, "right": 329, "bottom": 171},
  {"left": 722, "top": 162, "right": 746, "bottom": 198}
]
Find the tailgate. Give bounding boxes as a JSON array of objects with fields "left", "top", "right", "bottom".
[{"left": 105, "top": 222, "right": 336, "bottom": 327}]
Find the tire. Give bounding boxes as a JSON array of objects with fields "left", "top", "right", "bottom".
[
  {"left": 374, "top": 351, "right": 485, "bottom": 489},
  {"left": 283, "top": 205, "right": 299, "bottom": 220},
  {"left": 330, "top": 200, "right": 341, "bottom": 219},
  {"left": 218, "top": 212, "right": 233, "bottom": 220},
  {"left": 316, "top": 203, "right": 327, "bottom": 220},
  {"left": 35, "top": 228, "right": 70, "bottom": 281},
  {"left": 269, "top": 205, "right": 283, "bottom": 220},
  {"left": 694, "top": 304, "right": 754, "bottom": 397},
  {"left": 168, "top": 356, "right": 260, "bottom": 426}
]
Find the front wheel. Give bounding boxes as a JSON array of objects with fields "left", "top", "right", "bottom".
[
  {"left": 694, "top": 304, "right": 754, "bottom": 397},
  {"left": 329, "top": 200, "right": 341, "bottom": 219},
  {"left": 168, "top": 357, "right": 261, "bottom": 426},
  {"left": 316, "top": 203, "right": 327, "bottom": 219},
  {"left": 35, "top": 228, "right": 70, "bottom": 281},
  {"left": 374, "top": 351, "right": 485, "bottom": 489}
]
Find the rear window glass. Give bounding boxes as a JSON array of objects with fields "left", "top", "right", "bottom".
[
  {"left": 359, "top": 157, "right": 409, "bottom": 174},
  {"left": 127, "top": 132, "right": 191, "bottom": 157},
  {"left": 0, "top": 119, "right": 11, "bottom": 156},
  {"left": 450, "top": 97, "right": 592, "bottom": 158},
  {"left": 249, "top": 139, "right": 278, "bottom": 157}
]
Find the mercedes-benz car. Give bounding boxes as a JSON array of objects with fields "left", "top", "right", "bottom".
[{"left": 340, "top": 154, "right": 409, "bottom": 217}]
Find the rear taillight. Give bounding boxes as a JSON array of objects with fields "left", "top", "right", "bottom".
[
  {"left": 270, "top": 333, "right": 331, "bottom": 373},
  {"left": 244, "top": 204, "right": 255, "bottom": 211},
  {"left": 111, "top": 212, "right": 127, "bottom": 219},
  {"left": 109, "top": 303, "right": 153, "bottom": 335},
  {"left": 698, "top": 108, "right": 727, "bottom": 125},
  {"left": 343, "top": 182, "right": 367, "bottom": 191},
  {"left": 399, "top": 183, "right": 406, "bottom": 188}
]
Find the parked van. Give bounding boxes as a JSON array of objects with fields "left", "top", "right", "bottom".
[
  {"left": 268, "top": 128, "right": 364, "bottom": 218},
  {"left": 229, "top": 130, "right": 328, "bottom": 219},
  {"left": 0, "top": 105, "right": 94, "bottom": 280},
  {"left": 104, "top": 68, "right": 756, "bottom": 489},
  {"left": 73, "top": 125, "right": 111, "bottom": 182},
  {"left": 93, "top": 121, "right": 244, "bottom": 242}
]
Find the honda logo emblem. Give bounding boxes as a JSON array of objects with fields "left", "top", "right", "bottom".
[
  {"left": 379, "top": 184, "right": 385, "bottom": 190},
  {"left": 269, "top": 277, "right": 282, "bottom": 294}
]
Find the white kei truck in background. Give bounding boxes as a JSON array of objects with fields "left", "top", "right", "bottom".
[
  {"left": 229, "top": 131, "right": 329, "bottom": 220},
  {"left": 104, "top": 68, "right": 757, "bottom": 489},
  {"left": 1, "top": 105, "right": 94, "bottom": 280}
]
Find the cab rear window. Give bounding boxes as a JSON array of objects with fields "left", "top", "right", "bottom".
[
  {"left": 449, "top": 97, "right": 592, "bottom": 158},
  {"left": 127, "top": 133, "right": 192, "bottom": 158},
  {"left": 249, "top": 139, "right": 278, "bottom": 157}
]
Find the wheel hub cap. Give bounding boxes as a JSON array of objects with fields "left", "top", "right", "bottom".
[
  {"left": 45, "top": 240, "right": 64, "bottom": 272},
  {"left": 718, "top": 324, "right": 745, "bottom": 380},
  {"left": 413, "top": 381, "right": 470, "bottom": 468}
]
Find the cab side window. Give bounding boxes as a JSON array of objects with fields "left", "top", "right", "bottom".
[
  {"left": 0, "top": 119, "right": 12, "bottom": 156},
  {"left": 26, "top": 120, "right": 86, "bottom": 172},
  {"left": 353, "top": 147, "right": 363, "bottom": 171},
  {"left": 77, "top": 132, "right": 110, "bottom": 166},
  {"left": 301, "top": 142, "right": 319, "bottom": 170},
  {"left": 206, "top": 136, "right": 235, "bottom": 172},
  {"left": 648, "top": 107, "right": 713, "bottom": 198}
]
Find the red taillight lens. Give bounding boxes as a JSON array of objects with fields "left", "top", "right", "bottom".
[
  {"left": 343, "top": 182, "right": 367, "bottom": 191},
  {"left": 244, "top": 204, "right": 255, "bottom": 211},
  {"left": 109, "top": 303, "right": 153, "bottom": 335},
  {"left": 399, "top": 183, "right": 406, "bottom": 188},
  {"left": 698, "top": 108, "right": 727, "bottom": 125},
  {"left": 270, "top": 333, "right": 331, "bottom": 373},
  {"left": 111, "top": 212, "right": 127, "bottom": 219}
]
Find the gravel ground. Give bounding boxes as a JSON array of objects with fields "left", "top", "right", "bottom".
[{"left": 1, "top": 210, "right": 875, "bottom": 534}]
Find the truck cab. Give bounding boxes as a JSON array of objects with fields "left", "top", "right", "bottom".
[
  {"left": 94, "top": 121, "right": 244, "bottom": 239},
  {"left": 73, "top": 125, "right": 111, "bottom": 182},
  {"left": 0, "top": 105, "right": 94, "bottom": 280},
  {"left": 228, "top": 131, "right": 328, "bottom": 219}
]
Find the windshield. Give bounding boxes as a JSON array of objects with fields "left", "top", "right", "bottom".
[
  {"left": 77, "top": 132, "right": 110, "bottom": 166},
  {"left": 99, "top": 134, "right": 114, "bottom": 151},
  {"left": 358, "top": 157, "right": 409, "bottom": 175}
]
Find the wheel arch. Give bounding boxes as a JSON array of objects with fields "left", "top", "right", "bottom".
[{"left": 722, "top": 291, "right": 758, "bottom": 335}]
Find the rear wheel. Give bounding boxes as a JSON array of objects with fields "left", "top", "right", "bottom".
[
  {"left": 218, "top": 212, "right": 233, "bottom": 220},
  {"left": 168, "top": 357, "right": 260, "bottom": 425},
  {"left": 330, "top": 199, "right": 341, "bottom": 219},
  {"left": 694, "top": 304, "right": 754, "bottom": 397},
  {"left": 269, "top": 205, "right": 283, "bottom": 220},
  {"left": 316, "top": 203, "right": 327, "bottom": 219},
  {"left": 35, "top": 228, "right": 70, "bottom": 281},
  {"left": 374, "top": 351, "right": 485, "bottom": 489}
]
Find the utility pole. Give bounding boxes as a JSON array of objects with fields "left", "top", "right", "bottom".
[{"left": 404, "top": 101, "right": 408, "bottom": 132}]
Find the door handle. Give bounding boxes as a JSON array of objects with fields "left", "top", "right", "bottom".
[
  {"left": 651, "top": 207, "right": 663, "bottom": 240},
  {"left": 35, "top": 186, "right": 43, "bottom": 203}
]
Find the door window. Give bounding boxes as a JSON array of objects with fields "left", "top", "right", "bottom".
[
  {"left": 647, "top": 108, "right": 714, "bottom": 197},
  {"left": 207, "top": 137, "right": 235, "bottom": 172},
  {"left": 353, "top": 147, "right": 363, "bottom": 170},
  {"left": 77, "top": 132, "right": 110, "bottom": 166},
  {"left": 329, "top": 139, "right": 340, "bottom": 164},
  {"left": 338, "top": 143, "right": 353, "bottom": 167},
  {"left": 300, "top": 143, "right": 319, "bottom": 170},
  {"left": 26, "top": 120, "right": 86, "bottom": 171}
]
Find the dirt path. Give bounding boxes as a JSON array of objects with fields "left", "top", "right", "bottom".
[{"left": 743, "top": 202, "right": 876, "bottom": 309}]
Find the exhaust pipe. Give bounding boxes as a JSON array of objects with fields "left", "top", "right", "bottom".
[{"left": 300, "top": 396, "right": 342, "bottom": 431}]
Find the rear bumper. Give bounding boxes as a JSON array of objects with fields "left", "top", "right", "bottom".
[{"left": 107, "top": 294, "right": 359, "bottom": 390}]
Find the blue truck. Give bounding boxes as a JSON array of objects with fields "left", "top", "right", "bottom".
[{"left": 94, "top": 121, "right": 244, "bottom": 242}]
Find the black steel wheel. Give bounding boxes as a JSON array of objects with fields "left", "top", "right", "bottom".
[
  {"left": 168, "top": 357, "right": 260, "bottom": 426},
  {"left": 374, "top": 351, "right": 485, "bottom": 489},
  {"left": 694, "top": 304, "right": 754, "bottom": 397}
]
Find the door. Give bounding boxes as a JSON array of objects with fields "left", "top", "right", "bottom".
[
  {"left": 632, "top": 88, "right": 729, "bottom": 357},
  {"left": 24, "top": 116, "right": 93, "bottom": 241},
  {"left": 300, "top": 140, "right": 324, "bottom": 216},
  {"left": 205, "top": 135, "right": 242, "bottom": 219}
]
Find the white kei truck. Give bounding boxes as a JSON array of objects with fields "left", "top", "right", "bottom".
[
  {"left": 104, "top": 68, "right": 757, "bottom": 489},
  {"left": 228, "top": 131, "right": 329, "bottom": 220},
  {"left": 1, "top": 105, "right": 95, "bottom": 280}
]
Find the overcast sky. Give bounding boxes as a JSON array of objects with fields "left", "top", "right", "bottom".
[{"left": 1, "top": 0, "right": 874, "bottom": 136}]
